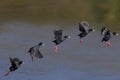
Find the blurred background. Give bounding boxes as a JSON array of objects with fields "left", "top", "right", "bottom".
[
  {"left": 0, "top": 0, "right": 120, "bottom": 80},
  {"left": 0, "top": 0, "right": 120, "bottom": 30}
]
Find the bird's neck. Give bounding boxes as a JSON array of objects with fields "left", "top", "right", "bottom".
[
  {"left": 79, "top": 33, "right": 87, "bottom": 37},
  {"left": 36, "top": 45, "right": 41, "bottom": 49}
]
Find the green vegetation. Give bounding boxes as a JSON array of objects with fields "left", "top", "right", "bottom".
[{"left": 0, "top": 0, "right": 120, "bottom": 28}]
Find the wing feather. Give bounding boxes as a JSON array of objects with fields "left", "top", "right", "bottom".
[
  {"left": 54, "top": 29, "right": 63, "bottom": 41},
  {"left": 34, "top": 49, "right": 43, "bottom": 58},
  {"left": 9, "top": 57, "right": 16, "bottom": 66},
  {"left": 79, "top": 21, "right": 89, "bottom": 33}
]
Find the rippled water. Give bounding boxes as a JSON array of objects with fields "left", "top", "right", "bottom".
[{"left": 0, "top": 22, "right": 120, "bottom": 80}]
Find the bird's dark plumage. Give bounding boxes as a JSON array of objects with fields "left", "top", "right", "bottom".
[
  {"left": 53, "top": 29, "right": 70, "bottom": 45},
  {"left": 52, "top": 29, "right": 70, "bottom": 52},
  {"left": 101, "top": 27, "right": 118, "bottom": 42},
  {"left": 78, "top": 21, "right": 95, "bottom": 38},
  {"left": 9, "top": 57, "right": 24, "bottom": 72},
  {"left": 101, "top": 27, "right": 109, "bottom": 35},
  {"left": 4, "top": 57, "right": 24, "bottom": 77},
  {"left": 28, "top": 42, "right": 44, "bottom": 61},
  {"left": 53, "top": 29, "right": 63, "bottom": 45},
  {"left": 101, "top": 30, "right": 111, "bottom": 42},
  {"left": 79, "top": 21, "right": 89, "bottom": 33},
  {"left": 54, "top": 29, "right": 63, "bottom": 41}
]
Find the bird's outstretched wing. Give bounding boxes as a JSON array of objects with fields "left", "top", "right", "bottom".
[
  {"left": 54, "top": 29, "right": 63, "bottom": 41},
  {"left": 79, "top": 21, "right": 89, "bottom": 33},
  {"left": 13, "top": 58, "right": 20, "bottom": 62},
  {"left": 28, "top": 47, "right": 33, "bottom": 53},
  {"left": 101, "top": 27, "right": 108, "bottom": 35},
  {"left": 9, "top": 57, "right": 16, "bottom": 66},
  {"left": 34, "top": 49, "right": 43, "bottom": 58}
]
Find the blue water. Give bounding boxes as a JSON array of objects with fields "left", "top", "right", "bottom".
[{"left": 0, "top": 21, "right": 120, "bottom": 80}]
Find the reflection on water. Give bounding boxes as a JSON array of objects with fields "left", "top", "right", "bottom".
[{"left": 0, "top": 22, "right": 120, "bottom": 80}]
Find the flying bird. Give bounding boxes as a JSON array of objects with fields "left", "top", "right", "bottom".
[
  {"left": 78, "top": 21, "right": 95, "bottom": 44},
  {"left": 28, "top": 42, "right": 44, "bottom": 61},
  {"left": 101, "top": 27, "right": 118, "bottom": 47},
  {"left": 52, "top": 29, "right": 71, "bottom": 52},
  {"left": 4, "top": 57, "right": 24, "bottom": 76}
]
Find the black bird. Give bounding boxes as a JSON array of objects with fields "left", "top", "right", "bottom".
[
  {"left": 28, "top": 42, "right": 44, "bottom": 61},
  {"left": 101, "top": 27, "right": 118, "bottom": 47},
  {"left": 4, "top": 57, "right": 24, "bottom": 76},
  {"left": 78, "top": 21, "right": 95, "bottom": 44},
  {"left": 52, "top": 29, "right": 70, "bottom": 52}
]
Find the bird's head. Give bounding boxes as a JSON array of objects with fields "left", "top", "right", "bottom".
[
  {"left": 112, "top": 32, "right": 119, "bottom": 36},
  {"left": 19, "top": 61, "right": 24, "bottom": 65},
  {"left": 38, "top": 42, "right": 45, "bottom": 46},
  {"left": 88, "top": 29, "right": 95, "bottom": 32},
  {"left": 64, "top": 35, "right": 71, "bottom": 39}
]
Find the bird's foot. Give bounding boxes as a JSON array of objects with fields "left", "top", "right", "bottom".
[
  {"left": 105, "top": 41, "right": 112, "bottom": 47},
  {"left": 54, "top": 45, "right": 58, "bottom": 52},
  {"left": 80, "top": 39, "right": 83, "bottom": 44},
  {"left": 4, "top": 71, "right": 10, "bottom": 77}
]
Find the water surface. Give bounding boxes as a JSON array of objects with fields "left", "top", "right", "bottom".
[{"left": 0, "top": 22, "right": 120, "bottom": 80}]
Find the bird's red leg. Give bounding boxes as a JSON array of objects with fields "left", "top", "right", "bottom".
[
  {"left": 105, "top": 41, "right": 112, "bottom": 47},
  {"left": 80, "top": 39, "right": 83, "bottom": 44},
  {"left": 4, "top": 71, "right": 10, "bottom": 77},
  {"left": 54, "top": 45, "right": 58, "bottom": 52}
]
